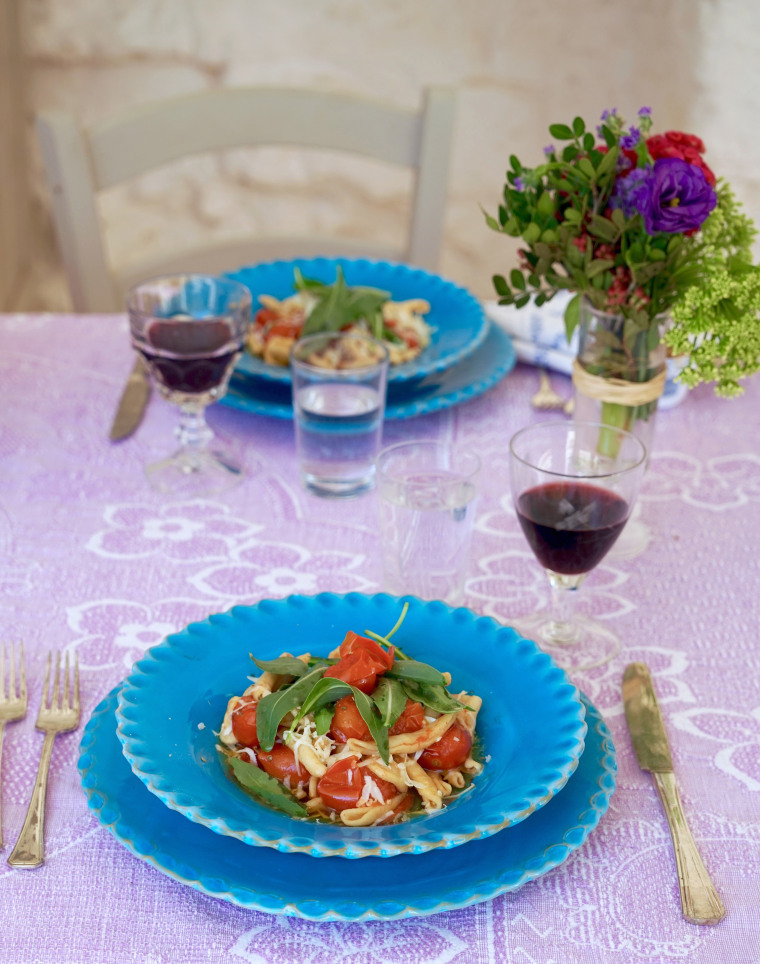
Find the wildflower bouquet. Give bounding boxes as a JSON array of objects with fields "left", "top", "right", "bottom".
[{"left": 486, "top": 108, "right": 760, "bottom": 439}]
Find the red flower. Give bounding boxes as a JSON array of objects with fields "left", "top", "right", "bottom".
[{"left": 647, "top": 132, "right": 716, "bottom": 186}]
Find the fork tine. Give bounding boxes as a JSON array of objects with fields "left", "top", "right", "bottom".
[
  {"left": 9, "top": 642, "right": 15, "bottom": 697},
  {"left": 0, "top": 641, "right": 5, "bottom": 698},
  {"left": 73, "top": 651, "right": 80, "bottom": 713},
  {"left": 63, "top": 651, "right": 70, "bottom": 707},
  {"left": 19, "top": 642, "right": 26, "bottom": 701},
  {"left": 52, "top": 651, "right": 61, "bottom": 709},
  {"left": 40, "top": 652, "right": 52, "bottom": 709}
]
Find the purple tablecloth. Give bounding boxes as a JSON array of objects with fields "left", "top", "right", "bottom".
[{"left": 1, "top": 312, "right": 758, "bottom": 964}]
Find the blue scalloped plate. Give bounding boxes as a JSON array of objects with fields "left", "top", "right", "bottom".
[
  {"left": 226, "top": 258, "right": 489, "bottom": 385},
  {"left": 81, "top": 688, "right": 614, "bottom": 920},
  {"left": 115, "top": 593, "right": 586, "bottom": 859},
  {"left": 223, "top": 320, "right": 515, "bottom": 420}
]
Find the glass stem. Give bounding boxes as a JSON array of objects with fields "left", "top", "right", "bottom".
[
  {"left": 544, "top": 571, "right": 586, "bottom": 645},
  {"left": 175, "top": 403, "right": 212, "bottom": 464}
]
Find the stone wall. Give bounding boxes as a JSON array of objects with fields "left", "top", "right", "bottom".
[{"left": 16, "top": 0, "right": 760, "bottom": 310}]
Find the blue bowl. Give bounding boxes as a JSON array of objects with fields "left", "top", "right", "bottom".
[
  {"left": 116, "top": 593, "right": 586, "bottom": 859},
  {"left": 227, "top": 257, "right": 489, "bottom": 385}
]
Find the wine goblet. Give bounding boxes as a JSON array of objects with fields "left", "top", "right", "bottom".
[
  {"left": 127, "top": 274, "right": 252, "bottom": 495},
  {"left": 509, "top": 419, "right": 647, "bottom": 671}
]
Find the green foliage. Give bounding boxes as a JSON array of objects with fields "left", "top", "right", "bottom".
[{"left": 485, "top": 112, "right": 760, "bottom": 395}]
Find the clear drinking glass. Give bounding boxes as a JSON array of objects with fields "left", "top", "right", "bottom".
[
  {"left": 291, "top": 331, "right": 389, "bottom": 498},
  {"left": 509, "top": 420, "right": 647, "bottom": 671},
  {"left": 377, "top": 440, "right": 481, "bottom": 605},
  {"left": 127, "top": 274, "right": 252, "bottom": 495}
]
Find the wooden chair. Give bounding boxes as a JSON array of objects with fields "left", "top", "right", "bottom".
[{"left": 36, "top": 87, "right": 456, "bottom": 312}]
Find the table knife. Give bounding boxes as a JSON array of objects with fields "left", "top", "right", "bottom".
[
  {"left": 622, "top": 662, "right": 726, "bottom": 925},
  {"left": 110, "top": 356, "right": 150, "bottom": 441}
]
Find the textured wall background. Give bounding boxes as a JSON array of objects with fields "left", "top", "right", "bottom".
[{"left": 17, "top": 0, "right": 760, "bottom": 309}]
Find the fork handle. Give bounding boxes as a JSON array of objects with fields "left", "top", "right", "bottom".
[
  {"left": 8, "top": 731, "right": 56, "bottom": 868},
  {"left": 652, "top": 771, "right": 726, "bottom": 925}
]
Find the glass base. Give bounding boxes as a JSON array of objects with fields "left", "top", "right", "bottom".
[
  {"left": 146, "top": 447, "right": 244, "bottom": 497},
  {"left": 301, "top": 469, "right": 376, "bottom": 500},
  {"left": 512, "top": 611, "right": 621, "bottom": 673}
]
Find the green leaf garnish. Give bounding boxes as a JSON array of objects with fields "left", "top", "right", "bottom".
[
  {"left": 352, "top": 687, "right": 390, "bottom": 764},
  {"left": 255, "top": 666, "right": 327, "bottom": 751},
  {"left": 250, "top": 654, "right": 310, "bottom": 677},
  {"left": 401, "top": 680, "right": 474, "bottom": 715},
  {"left": 385, "top": 659, "right": 447, "bottom": 686},
  {"left": 226, "top": 754, "right": 307, "bottom": 817},
  {"left": 372, "top": 677, "right": 407, "bottom": 730},
  {"left": 314, "top": 704, "right": 334, "bottom": 736}
]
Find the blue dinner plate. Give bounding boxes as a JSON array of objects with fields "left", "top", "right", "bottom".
[
  {"left": 115, "top": 593, "right": 586, "bottom": 859},
  {"left": 80, "top": 687, "right": 615, "bottom": 920},
  {"left": 226, "top": 257, "right": 489, "bottom": 385},
  {"left": 223, "top": 319, "right": 516, "bottom": 420}
]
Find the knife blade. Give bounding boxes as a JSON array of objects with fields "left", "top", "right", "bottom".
[
  {"left": 623, "top": 662, "right": 726, "bottom": 925},
  {"left": 109, "top": 356, "right": 151, "bottom": 441}
]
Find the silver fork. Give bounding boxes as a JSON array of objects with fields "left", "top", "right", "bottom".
[
  {"left": 0, "top": 643, "right": 27, "bottom": 849},
  {"left": 8, "top": 650, "right": 80, "bottom": 868}
]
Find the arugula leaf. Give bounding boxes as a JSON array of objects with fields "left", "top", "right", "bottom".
[
  {"left": 353, "top": 687, "right": 390, "bottom": 764},
  {"left": 401, "top": 680, "right": 475, "bottom": 715},
  {"left": 314, "top": 704, "right": 334, "bottom": 736},
  {"left": 226, "top": 754, "right": 307, "bottom": 817},
  {"left": 297, "top": 267, "right": 393, "bottom": 338},
  {"left": 372, "top": 677, "right": 407, "bottom": 730},
  {"left": 250, "top": 654, "right": 310, "bottom": 677},
  {"left": 291, "top": 677, "right": 354, "bottom": 724},
  {"left": 385, "top": 659, "right": 447, "bottom": 686},
  {"left": 255, "top": 666, "right": 327, "bottom": 750}
]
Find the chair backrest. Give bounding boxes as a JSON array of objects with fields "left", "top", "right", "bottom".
[{"left": 36, "top": 86, "right": 456, "bottom": 312}]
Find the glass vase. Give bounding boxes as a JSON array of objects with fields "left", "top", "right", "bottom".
[{"left": 573, "top": 298, "right": 667, "bottom": 462}]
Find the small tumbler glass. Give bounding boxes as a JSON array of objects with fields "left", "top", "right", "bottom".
[
  {"left": 376, "top": 440, "right": 481, "bottom": 605},
  {"left": 291, "top": 331, "right": 389, "bottom": 498}
]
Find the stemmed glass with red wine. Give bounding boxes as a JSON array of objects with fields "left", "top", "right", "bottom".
[
  {"left": 509, "top": 420, "right": 647, "bottom": 670},
  {"left": 127, "top": 275, "right": 252, "bottom": 495}
]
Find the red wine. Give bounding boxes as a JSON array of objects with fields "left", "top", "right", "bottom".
[
  {"left": 516, "top": 482, "right": 629, "bottom": 575},
  {"left": 138, "top": 318, "right": 241, "bottom": 394}
]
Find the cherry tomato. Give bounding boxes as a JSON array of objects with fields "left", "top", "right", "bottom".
[
  {"left": 324, "top": 650, "right": 378, "bottom": 694},
  {"left": 317, "top": 757, "right": 397, "bottom": 812},
  {"left": 254, "top": 307, "right": 279, "bottom": 328},
  {"left": 231, "top": 700, "right": 259, "bottom": 748},
  {"left": 339, "top": 631, "right": 394, "bottom": 671},
  {"left": 401, "top": 333, "right": 420, "bottom": 349},
  {"left": 417, "top": 723, "right": 472, "bottom": 771},
  {"left": 389, "top": 699, "right": 425, "bottom": 736},
  {"left": 255, "top": 742, "right": 310, "bottom": 785},
  {"left": 265, "top": 320, "right": 302, "bottom": 342},
  {"left": 329, "top": 695, "right": 371, "bottom": 743}
]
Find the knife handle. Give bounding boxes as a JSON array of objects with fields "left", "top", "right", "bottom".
[{"left": 652, "top": 771, "right": 726, "bottom": 925}]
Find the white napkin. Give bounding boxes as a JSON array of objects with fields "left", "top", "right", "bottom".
[{"left": 483, "top": 294, "right": 688, "bottom": 410}]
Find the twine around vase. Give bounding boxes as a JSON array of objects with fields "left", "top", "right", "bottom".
[{"left": 571, "top": 359, "right": 667, "bottom": 406}]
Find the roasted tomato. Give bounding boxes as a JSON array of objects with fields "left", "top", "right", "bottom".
[
  {"left": 339, "top": 631, "right": 394, "bottom": 670},
  {"left": 253, "top": 307, "right": 279, "bottom": 328},
  {"left": 255, "top": 742, "right": 310, "bottom": 785},
  {"left": 324, "top": 650, "right": 379, "bottom": 694},
  {"left": 324, "top": 632, "right": 394, "bottom": 693},
  {"left": 265, "top": 320, "right": 302, "bottom": 342},
  {"left": 389, "top": 699, "right": 425, "bottom": 736},
  {"left": 231, "top": 700, "right": 259, "bottom": 748},
  {"left": 417, "top": 723, "right": 472, "bottom": 771},
  {"left": 329, "top": 695, "right": 371, "bottom": 742},
  {"left": 317, "top": 756, "right": 397, "bottom": 812}
]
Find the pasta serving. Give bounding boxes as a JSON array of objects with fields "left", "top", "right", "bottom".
[
  {"left": 246, "top": 267, "right": 433, "bottom": 369},
  {"left": 218, "top": 607, "right": 482, "bottom": 826}
]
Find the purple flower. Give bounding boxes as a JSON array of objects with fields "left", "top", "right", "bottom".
[
  {"left": 543, "top": 144, "right": 555, "bottom": 156},
  {"left": 600, "top": 108, "right": 618, "bottom": 122},
  {"left": 638, "top": 158, "right": 717, "bottom": 234},
  {"left": 621, "top": 126, "right": 640, "bottom": 150},
  {"left": 637, "top": 106, "right": 652, "bottom": 117},
  {"left": 514, "top": 176, "right": 525, "bottom": 191},
  {"left": 610, "top": 168, "right": 653, "bottom": 217}
]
